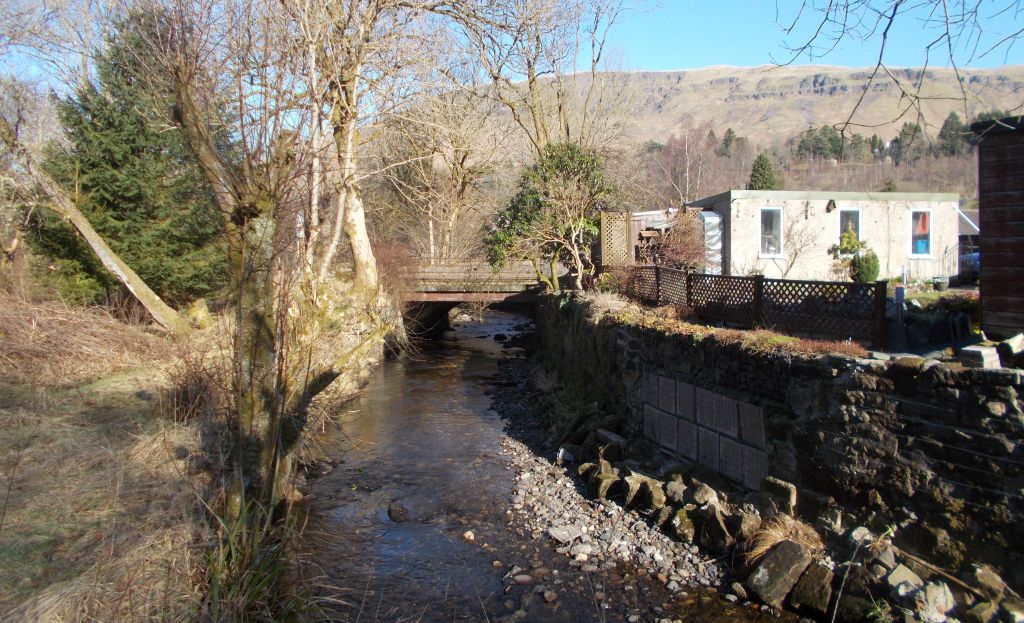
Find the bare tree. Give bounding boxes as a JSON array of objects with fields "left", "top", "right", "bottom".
[
  {"left": 467, "top": 0, "right": 637, "bottom": 159},
  {"left": 660, "top": 210, "right": 707, "bottom": 269},
  {"left": 776, "top": 1, "right": 1024, "bottom": 134},
  {"left": 370, "top": 88, "right": 511, "bottom": 262},
  {"left": 642, "top": 116, "right": 718, "bottom": 205},
  {"left": 777, "top": 214, "right": 817, "bottom": 278}
]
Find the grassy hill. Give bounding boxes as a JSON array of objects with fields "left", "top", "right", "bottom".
[{"left": 614, "top": 65, "right": 1024, "bottom": 146}]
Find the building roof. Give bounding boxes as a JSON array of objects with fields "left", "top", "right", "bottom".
[
  {"left": 687, "top": 189, "right": 960, "bottom": 207},
  {"left": 970, "top": 116, "right": 1024, "bottom": 137},
  {"left": 959, "top": 208, "right": 980, "bottom": 235}
]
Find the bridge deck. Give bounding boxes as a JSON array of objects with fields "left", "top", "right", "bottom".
[{"left": 403, "top": 261, "right": 547, "bottom": 302}]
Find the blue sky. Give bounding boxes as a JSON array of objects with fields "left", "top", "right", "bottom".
[{"left": 608, "top": 2, "right": 1024, "bottom": 71}]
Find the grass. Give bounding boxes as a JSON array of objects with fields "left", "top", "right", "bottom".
[
  {"left": 742, "top": 514, "right": 825, "bottom": 566},
  {"left": 609, "top": 304, "right": 870, "bottom": 359},
  {"left": 0, "top": 294, "right": 212, "bottom": 620},
  {"left": 0, "top": 298, "right": 170, "bottom": 386}
]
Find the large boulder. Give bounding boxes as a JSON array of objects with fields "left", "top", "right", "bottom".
[
  {"left": 639, "top": 479, "right": 667, "bottom": 511},
  {"left": 788, "top": 563, "right": 834, "bottom": 615},
  {"left": 913, "top": 582, "right": 954, "bottom": 623},
  {"left": 698, "top": 506, "right": 735, "bottom": 554},
  {"left": 671, "top": 507, "right": 697, "bottom": 543},
  {"left": 690, "top": 483, "right": 719, "bottom": 507},
  {"left": 745, "top": 540, "right": 812, "bottom": 608},
  {"left": 665, "top": 479, "right": 687, "bottom": 505},
  {"left": 589, "top": 472, "right": 620, "bottom": 499}
]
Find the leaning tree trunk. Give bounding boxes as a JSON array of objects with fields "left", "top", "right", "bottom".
[{"left": 0, "top": 118, "right": 190, "bottom": 335}]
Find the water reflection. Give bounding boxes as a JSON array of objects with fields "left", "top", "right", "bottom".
[{"left": 307, "top": 312, "right": 526, "bottom": 621}]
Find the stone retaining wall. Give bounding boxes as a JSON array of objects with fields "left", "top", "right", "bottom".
[{"left": 536, "top": 294, "right": 1024, "bottom": 586}]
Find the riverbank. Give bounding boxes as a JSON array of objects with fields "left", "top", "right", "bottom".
[
  {"left": 0, "top": 300, "right": 207, "bottom": 619},
  {"left": 489, "top": 336, "right": 795, "bottom": 622}
]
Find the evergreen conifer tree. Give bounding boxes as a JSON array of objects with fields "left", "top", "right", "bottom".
[
  {"left": 746, "top": 152, "right": 782, "bottom": 190},
  {"left": 36, "top": 23, "right": 225, "bottom": 306}
]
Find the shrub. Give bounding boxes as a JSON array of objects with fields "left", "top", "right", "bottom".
[
  {"left": 850, "top": 250, "right": 880, "bottom": 282},
  {"left": 593, "top": 271, "right": 620, "bottom": 293}
]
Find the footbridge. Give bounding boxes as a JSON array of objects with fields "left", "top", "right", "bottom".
[
  {"left": 402, "top": 260, "right": 555, "bottom": 333},
  {"left": 403, "top": 261, "right": 551, "bottom": 303}
]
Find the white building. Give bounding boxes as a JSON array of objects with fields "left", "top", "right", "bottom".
[{"left": 686, "top": 190, "right": 960, "bottom": 281}]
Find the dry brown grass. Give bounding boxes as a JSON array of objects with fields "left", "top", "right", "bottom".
[
  {"left": 0, "top": 297, "right": 170, "bottom": 386},
  {"left": 743, "top": 514, "right": 825, "bottom": 566},
  {"left": 0, "top": 294, "right": 216, "bottom": 621},
  {"left": 613, "top": 308, "right": 869, "bottom": 359},
  {"left": 0, "top": 371, "right": 212, "bottom": 621}
]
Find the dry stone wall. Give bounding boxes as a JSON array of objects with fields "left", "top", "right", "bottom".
[{"left": 536, "top": 294, "right": 1024, "bottom": 586}]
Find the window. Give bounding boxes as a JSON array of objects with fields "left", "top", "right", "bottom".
[
  {"left": 911, "top": 210, "right": 931, "bottom": 256},
  {"left": 760, "top": 208, "right": 783, "bottom": 257},
  {"left": 839, "top": 209, "right": 860, "bottom": 242}
]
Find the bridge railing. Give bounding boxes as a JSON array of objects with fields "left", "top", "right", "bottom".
[{"left": 404, "top": 260, "right": 550, "bottom": 296}]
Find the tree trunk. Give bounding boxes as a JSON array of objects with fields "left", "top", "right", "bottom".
[
  {"left": 341, "top": 186, "right": 378, "bottom": 293},
  {"left": 225, "top": 215, "right": 282, "bottom": 517},
  {"left": 0, "top": 117, "right": 190, "bottom": 334}
]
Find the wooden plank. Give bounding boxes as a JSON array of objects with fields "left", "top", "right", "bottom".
[
  {"left": 980, "top": 282, "right": 1024, "bottom": 296},
  {"left": 980, "top": 177, "right": 1024, "bottom": 193},
  {"left": 977, "top": 158, "right": 1024, "bottom": 178},
  {"left": 404, "top": 291, "right": 540, "bottom": 302},
  {"left": 977, "top": 192, "right": 1024, "bottom": 209},
  {"left": 979, "top": 138, "right": 1024, "bottom": 163},
  {"left": 978, "top": 238, "right": 1024, "bottom": 252}
]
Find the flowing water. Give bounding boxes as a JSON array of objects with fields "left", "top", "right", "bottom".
[
  {"left": 306, "top": 311, "right": 532, "bottom": 621},
  {"left": 306, "top": 311, "right": 788, "bottom": 623}
]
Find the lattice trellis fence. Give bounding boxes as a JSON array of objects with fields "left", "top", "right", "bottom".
[
  {"left": 658, "top": 268, "right": 687, "bottom": 306},
  {"left": 630, "top": 266, "right": 659, "bottom": 303},
  {"left": 624, "top": 266, "right": 887, "bottom": 346},
  {"left": 600, "top": 211, "right": 631, "bottom": 267},
  {"left": 762, "top": 279, "right": 877, "bottom": 341}
]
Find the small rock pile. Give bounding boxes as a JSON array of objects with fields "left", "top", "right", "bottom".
[{"left": 502, "top": 435, "right": 721, "bottom": 592}]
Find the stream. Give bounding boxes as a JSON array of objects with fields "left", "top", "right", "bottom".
[{"left": 306, "top": 310, "right": 786, "bottom": 623}]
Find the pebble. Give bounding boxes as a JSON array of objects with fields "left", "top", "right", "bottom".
[{"left": 492, "top": 357, "right": 723, "bottom": 617}]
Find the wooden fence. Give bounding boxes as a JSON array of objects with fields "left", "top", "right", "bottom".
[{"left": 626, "top": 266, "right": 887, "bottom": 347}]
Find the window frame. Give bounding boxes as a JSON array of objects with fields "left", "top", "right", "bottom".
[
  {"left": 758, "top": 207, "right": 785, "bottom": 259},
  {"left": 838, "top": 207, "right": 862, "bottom": 245},
  {"left": 909, "top": 208, "right": 933, "bottom": 259}
]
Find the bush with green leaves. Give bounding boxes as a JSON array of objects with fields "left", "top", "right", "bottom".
[
  {"left": 829, "top": 230, "right": 880, "bottom": 282},
  {"left": 850, "top": 250, "right": 880, "bottom": 282},
  {"left": 484, "top": 143, "right": 611, "bottom": 291}
]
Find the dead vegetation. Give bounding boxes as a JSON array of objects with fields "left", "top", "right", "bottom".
[
  {"left": 0, "top": 298, "right": 170, "bottom": 385},
  {"left": 612, "top": 304, "right": 870, "bottom": 359},
  {"left": 742, "top": 514, "right": 825, "bottom": 566},
  {"left": 0, "top": 294, "right": 214, "bottom": 620}
]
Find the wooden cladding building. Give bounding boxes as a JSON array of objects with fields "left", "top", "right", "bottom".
[{"left": 972, "top": 117, "right": 1024, "bottom": 338}]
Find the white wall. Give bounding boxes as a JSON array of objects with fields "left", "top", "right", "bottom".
[{"left": 712, "top": 194, "right": 959, "bottom": 281}]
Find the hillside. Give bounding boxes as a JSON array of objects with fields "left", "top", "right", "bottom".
[{"left": 616, "top": 65, "right": 1024, "bottom": 146}]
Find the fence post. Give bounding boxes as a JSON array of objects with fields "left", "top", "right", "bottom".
[
  {"left": 872, "top": 280, "right": 888, "bottom": 349},
  {"left": 686, "top": 272, "right": 693, "bottom": 310},
  {"left": 651, "top": 266, "right": 660, "bottom": 304},
  {"left": 751, "top": 275, "right": 764, "bottom": 328}
]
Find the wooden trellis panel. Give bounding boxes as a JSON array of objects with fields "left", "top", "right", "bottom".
[
  {"left": 688, "top": 274, "right": 757, "bottom": 326},
  {"left": 630, "top": 266, "right": 659, "bottom": 303},
  {"left": 658, "top": 267, "right": 688, "bottom": 305},
  {"left": 622, "top": 267, "right": 887, "bottom": 346},
  {"left": 601, "top": 211, "right": 631, "bottom": 267},
  {"left": 761, "top": 278, "right": 876, "bottom": 341}
]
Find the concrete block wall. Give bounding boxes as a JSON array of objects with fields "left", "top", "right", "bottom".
[{"left": 641, "top": 370, "right": 768, "bottom": 488}]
